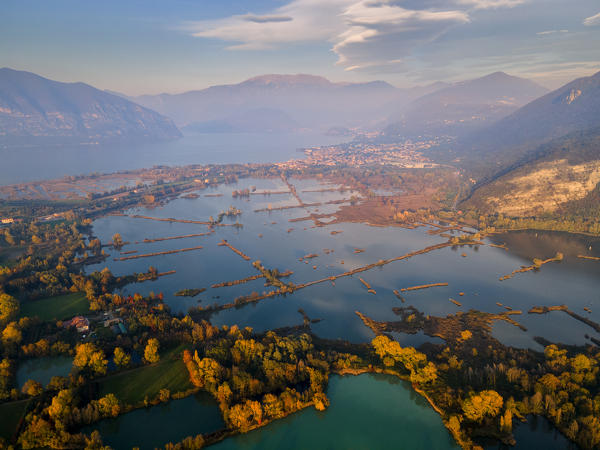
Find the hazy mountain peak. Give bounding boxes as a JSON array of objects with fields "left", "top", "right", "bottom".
[
  {"left": 240, "top": 74, "right": 333, "bottom": 88},
  {"left": 0, "top": 68, "right": 181, "bottom": 142}
]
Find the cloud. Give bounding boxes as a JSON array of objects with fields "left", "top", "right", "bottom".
[
  {"left": 456, "top": 0, "right": 526, "bottom": 9},
  {"left": 536, "top": 29, "right": 568, "bottom": 35},
  {"left": 243, "top": 15, "right": 293, "bottom": 24},
  {"left": 185, "top": 0, "right": 354, "bottom": 50},
  {"left": 334, "top": 1, "right": 469, "bottom": 71},
  {"left": 583, "top": 12, "right": 600, "bottom": 26},
  {"left": 185, "top": 0, "right": 526, "bottom": 68}
]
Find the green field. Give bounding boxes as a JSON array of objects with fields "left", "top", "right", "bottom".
[
  {"left": 99, "top": 346, "right": 193, "bottom": 405},
  {"left": 0, "top": 400, "right": 29, "bottom": 440},
  {"left": 19, "top": 292, "right": 89, "bottom": 321}
]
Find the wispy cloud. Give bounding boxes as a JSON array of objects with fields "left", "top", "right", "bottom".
[
  {"left": 456, "top": 0, "right": 526, "bottom": 9},
  {"left": 334, "top": 1, "right": 469, "bottom": 71},
  {"left": 536, "top": 29, "right": 568, "bottom": 35},
  {"left": 583, "top": 12, "right": 600, "bottom": 26},
  {"left": 183, "top": 0, "right": 544, "bottom": 73}
]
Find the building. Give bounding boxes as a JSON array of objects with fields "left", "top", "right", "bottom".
[{"left": 63, "top": 316, "right": 90, "bottom": 333}]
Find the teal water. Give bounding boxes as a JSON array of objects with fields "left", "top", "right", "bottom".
[
  {"left": 16, "top": 356, "right": 72, "bottom": 388},
  {"left": 212, "top": 374, "right": 458, "bottom": 450},
  {"left": 83, "top": 393, "right": 224, "bottom": 450},
  {"left": 487, "top": 415, "right": 577, "bottom": 449}
]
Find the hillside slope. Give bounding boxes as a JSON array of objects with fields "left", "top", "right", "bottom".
[
  {"left": 458, "top": 70, "right": 600, "bottom": 179},
  {"left": 464, "top": 127, "right": 600, "bottom": 218},
  {"left": 383, "top": 72, "right": 548, "bottom": 139},
  {"left": 0, "top": 68, "right": 181, "bottom": 142}
]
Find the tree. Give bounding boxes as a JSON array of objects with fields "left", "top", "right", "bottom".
[
  {"left": 462, "top": 390, "right": 504, "bottom": 423},
  {"left": 112, "top": 233, "right": 124, "bottom": 248},
  {"left": 22, "top": 379, "right": 43, "bottom": 397},
  {"left": 74, "top": 343, "right": 108, "bottom": 375},
  {"left": 144, "top": 338, "right": 160, "bottom": 364},
  {"left": 2, "top": 321, "right": 22, "bottom": 344},
  {"left": 0, "top": 293, "right": 19, "bottom": 324},
  {"left": 113, "top": 347, "right": 131, "bottom": 368}
]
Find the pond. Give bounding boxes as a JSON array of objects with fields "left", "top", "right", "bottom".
[
  {"left": 16, "top": 356, "right": 72, "bottom": 388},
  {"left": 212, "top": 374, "right": 458, "bottom": 450},
  {"left": 82, "top": 393, "right": 224, "bottom": 450}
]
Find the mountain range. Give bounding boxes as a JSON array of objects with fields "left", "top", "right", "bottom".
[
  {"left": 128, "top": 74, "right": 446, "bottom": 133},
  {"left": 459, "top": 71, "right": 600, "bottom": 219},
  {"left": 0, "top": 68, "right": 181, "bottom": 143},
  {"left": 383, "top": 72, "right": 549, "bottom": 139}
]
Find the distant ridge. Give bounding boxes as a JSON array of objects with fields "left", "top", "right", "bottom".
[
  {"left": 383, "top": 71, "right": 549, "bottom": 139},
  {"left": 131, "top": 74, "right": 440, "bottom": 132},
  {"left": 455, "top": 70, "right": 600, "bottom": 181},
  {"left": 0, "top": 68, "right": 181, "bottom": 142}
]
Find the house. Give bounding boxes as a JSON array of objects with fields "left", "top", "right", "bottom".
[{"left": 63, "top": 316, "right": 90, "bottom": 333}]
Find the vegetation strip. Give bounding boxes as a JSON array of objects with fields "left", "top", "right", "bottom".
[
  {"left": 217, "top": 240, "right": 251, "bottom": 261},
  {"left": 142, "top": 231, "right": 213, "bottom": 243},
  {"left": 529, "top": 304, "right": 600, "bottom": 333},
  {"left": 114, "top": 246, "right": 203, "bottom": 261},
  {"left": 400, "top": 282, "right": 449, "bottom": 292}
]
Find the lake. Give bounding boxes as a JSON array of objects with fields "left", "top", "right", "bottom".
[
  {"left": 86, "top": 176, "right": 600, "bottom": 347},
  {"left": 212, "top": 374, "right": 458, "bottom": 450},
  {"left": 16, "top": 356, "right": 72, "bottom": 388},
  {"left": 0, "top": 132, "right": 342, "bottom": 185},
  {"left": 82, "top": 392, "right": 224, "bottom": 450}
]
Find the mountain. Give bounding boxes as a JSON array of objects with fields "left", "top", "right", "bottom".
[
  {"left": 457, "top": 70, "right": 600, "bottom": 178},
  {"left": 463, "top": 126, "right": 600, "bottom": 218},
  {"left": 0, "top": 68, "right": 181, "bottom": 142},
  {"left": 182, "top": 107, "right": 298, "bottom": 133},
  {"left": 383, "top": 72, "right": 548, "bottom": 139},
  {"left": 130, "top": 74, "right": 446, "bottom": 132}
]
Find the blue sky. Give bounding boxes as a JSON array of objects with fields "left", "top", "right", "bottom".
[{"left": 1, "top": 0, "right": 599, "bottom": 94}]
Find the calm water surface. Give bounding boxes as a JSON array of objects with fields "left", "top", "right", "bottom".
[
  {"left": 16, "top": 356, "right": 72, "bottom": 388},
  {"left": 0, "top": 132, "right": 342, "bottom": 185},
  {"left": 212, "top": 374, "right": 458, "bottom": 450},
  {"left": 87, "top": 177, "right": 600, "bottom": 347},
  {"left": 83, "top": 393, "right": 224, "bottom": 450}
]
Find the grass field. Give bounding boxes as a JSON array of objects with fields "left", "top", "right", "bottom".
[
  {"left": 19, "top": 292, "right": 89, "bottom": 322},
  {"left": 99, "top": 345, "right": 193, "bottom": 405},
  {"left": 0, "top": 399, "right": 29, "bottom": 440}
]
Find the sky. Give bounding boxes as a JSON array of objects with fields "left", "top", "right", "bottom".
[{"left": 1, "top": 0, "right": 599, "bottom": 95}]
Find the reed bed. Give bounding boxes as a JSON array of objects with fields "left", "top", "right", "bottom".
[
  {"left": 218, "top": 240, "right": 251, "bottom": 261},
  {"left": 400, "top": 282, "right": 448, "bottom": 292},
  {"left": 114, "top": 246, "right": 203, "bottom": 261}
]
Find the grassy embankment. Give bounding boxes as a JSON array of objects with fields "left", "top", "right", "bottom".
[
  {"left": 0, "top": 399, "right": 29, "bottom": 440},
  {"left": 99, "top": 345, "right": 193, "bottom": 406},
  {"left": 19, "top": 292, "right": 88, "bottom": 321}
]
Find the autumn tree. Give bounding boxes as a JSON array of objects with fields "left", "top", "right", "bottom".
[
  {"left": 462, "top": 390, "right": 504, "bottom": 423},
  {"left": 0, "top": 293, "right": 19, "bottom": 324},
  {"left": 144, "top": 338, "right": 160, "bottom": 364},
  {"left": 74, "top": 343, "right": 108, "bottom": 375},
  {"left": 113, "top": 347, "right": 131, "bottom": 368}
]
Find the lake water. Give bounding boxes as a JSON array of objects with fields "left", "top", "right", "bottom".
[
  {"left": 82, "top": 392, "right": 224, "bottom": 450},
  {"left": 212, "top": 374, "right": 458, "bottom": 450},
  {"left": 0, "top": 132, "right": 342, "bottom": 185},
  {"left": 16, "top": 356, "right": 72, "bottom": 388},
  {"left": 87, "top": 176, "right": 600, "bottom": 348}
]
